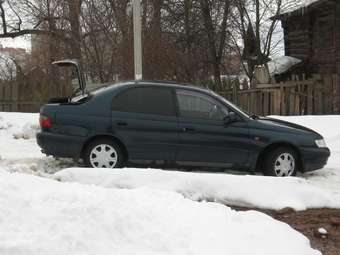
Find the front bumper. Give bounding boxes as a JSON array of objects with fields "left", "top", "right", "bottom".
[
  {"left": 300, "top": 147, "right": 330, "bottom": 172},
  {"left": 37, "top": 132, "right": 86, "bottom": 158}
]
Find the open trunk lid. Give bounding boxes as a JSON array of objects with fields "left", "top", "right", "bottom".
[{"left": 52, "top": 59, "right": 87, "bottom": 96}]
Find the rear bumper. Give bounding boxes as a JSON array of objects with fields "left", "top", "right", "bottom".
[
  {"left": 300, "top": 147, "right": 330, "bottom": 172},
  {"left": 37, "top": 132, "right": 86, "bottom": 158}
]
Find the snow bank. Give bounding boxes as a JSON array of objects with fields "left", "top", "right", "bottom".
[
  {"left": 0, "top": 170, "right": 319, "bottom": 255},
  {"left": 55, "top": 168, "right": 340, "bottom": 211}
]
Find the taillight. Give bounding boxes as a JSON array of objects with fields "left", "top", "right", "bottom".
[{"left": 40, "top": 115, "right": 51, "bottom": 129}]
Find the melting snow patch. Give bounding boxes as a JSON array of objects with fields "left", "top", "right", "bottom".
[
  {"left": 13, "top": 123, "right": 40, "bottom": 140},
  {"left": 318, "top": 228, "right": 327, "bottom": 235}
]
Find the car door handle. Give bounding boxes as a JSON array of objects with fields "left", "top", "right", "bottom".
[
  {"left": 182, "top": 127, "right": 195, "bottom": 132},
  {"left": 116, "top": 121, "right": 128, "bottom": 126}
]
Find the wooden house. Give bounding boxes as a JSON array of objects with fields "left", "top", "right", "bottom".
[{"left": 275, "top": 0, "right": 340, "bottom": 113}]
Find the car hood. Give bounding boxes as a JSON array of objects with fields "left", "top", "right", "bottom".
[{"left": 257, "top": 117, "right": 322, "bottom": 137}]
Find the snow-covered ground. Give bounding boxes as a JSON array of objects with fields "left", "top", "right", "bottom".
[
  {"left": 1, "top": 112, "right": 340, "bottom": 254},
  {"left": 1, "top": 112, "right": 340, "bottom": 210},
  {"left": 56, "top": 167, "right": 340, "bottom": 211},
  {"left": 55, "top": 115, "right": 340, "bottom": 211},
  {"left": 0, "top": 169, "right": 320, "bottom": 255},
  {"left": 0, "top": 112, "right": 73, "bottom": 174},
  {"left": 272, "top": 115, "right": 340, "bottom": 193}
]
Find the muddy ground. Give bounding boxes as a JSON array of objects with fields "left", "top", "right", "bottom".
[{"left": 233, "top": 207, "right": 340, "bottom": 255}]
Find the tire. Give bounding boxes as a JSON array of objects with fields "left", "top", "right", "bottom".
[
  {"left": 83, "top": 138, "right": 125, "bottom": 168},
  {"left": 263, "top": 147, "right": 298, "bottom": 177}
]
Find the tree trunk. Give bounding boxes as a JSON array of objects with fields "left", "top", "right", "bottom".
[
  {"left": 67, "top": 0, "right": 82, "bottom": 61},
  {"left": 200, "top": 0, "right": 225, "bottom": 90}
]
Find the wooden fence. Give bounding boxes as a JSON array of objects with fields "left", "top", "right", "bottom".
[
  {"left": 0, "top": 100, "right": 41, "bottom": 112},
  {"left": 219, "top": 77, "right": 336, "bottom": 116},
  {"left": 0, "top": 82, "right": 42, "bottom": 112},
  {"left": 0, "top": 76, "right": 337, "bottom": 115}
]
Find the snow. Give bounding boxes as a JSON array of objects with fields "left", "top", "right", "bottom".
[
  {"left": 0, "top": 112, "right": 41, "bottom": 159},
  {"left": 2, "top": 111, "right": 339, "bottom": 254},
  {"left": 302, "top": 0, "right": 320, "bottom": 7},
  {"left": 0, "top": 169, "right": 320, "bottom": 255},
  {"left": 270, "top": 115, "right": 340, "bottom": 194},
  {"left": 267, "top": 56, "right": 301, "bottom": 76},
  {"left": 55, "top": 115, "right": 340, "bottom": 211},
  {"left": 55, "top": 167, "right": 340, "bottom": 211},
  {"left": 282, "top": 0, "right": 321, "bottom": 15},
  {"left": 1, "top": 112, "right": 340, "bottom": 212},
  {"left": 0, "top": 112, "right": 73, "bottom": 174},
  {"left": 318, "top": 228, "right": 328, "bottom": 235}
]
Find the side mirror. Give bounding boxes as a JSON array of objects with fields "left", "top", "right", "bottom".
[{"left": 223, "top": 112, "right": 238, "bottom": 125}]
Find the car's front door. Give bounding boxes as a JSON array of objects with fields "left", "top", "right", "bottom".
[
  {"left": 175, "top": 89, "right": 250, "bottom": 168},
  {"left": 111, "top": 86, "right": 178, "bottom": 161}
]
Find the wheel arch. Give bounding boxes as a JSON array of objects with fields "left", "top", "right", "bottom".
[
  {"left": 255, "top": 142, "right": 304, "bottom": 173},
  {"left": 80, "top": 134, "right": 129, "bottom": 161}
]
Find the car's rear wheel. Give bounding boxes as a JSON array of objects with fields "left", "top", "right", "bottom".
[
  {"left": 263, "top": 147, "right": 298, "bottom": 177},
  {"left": 84, "top": 139, "right": 124, "bottom": 168}
]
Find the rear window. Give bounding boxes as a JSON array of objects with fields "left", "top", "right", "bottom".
[
  {"left": 112, "top": 87, "right": 176, "bottom": 116},
  {"left": 71, "top": 94, "right": 91, "bottom": 103}
]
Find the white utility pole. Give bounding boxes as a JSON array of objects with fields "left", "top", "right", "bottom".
[{"left": 133, "top": 0, "right": 143, "bottom": 80}]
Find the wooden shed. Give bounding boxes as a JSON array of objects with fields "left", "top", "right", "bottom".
[{"left": 275, "top": 0, "right": 340, "bottom": 113}]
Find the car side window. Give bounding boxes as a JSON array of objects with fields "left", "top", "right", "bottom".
[
  {"left": 176, "top": 89, "right": 228, "bottom": 120},
  {"left": 112, "top": 87, "right": 176, "bottom": 116}
]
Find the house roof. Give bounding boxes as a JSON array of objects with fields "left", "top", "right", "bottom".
[{"left": 274, "top": 0, "right": 328, "bottom": 20}]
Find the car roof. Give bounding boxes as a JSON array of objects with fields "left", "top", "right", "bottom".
[{"left": 102, "top": 80, "right": 212, "bottom": 94}]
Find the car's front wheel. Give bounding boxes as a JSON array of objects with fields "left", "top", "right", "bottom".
[
  {"left": 84, "top": 139, "right": 124, "bottom": 168},
  {"left": 263, "top": 147, "right": 298, "bottom": 177}
]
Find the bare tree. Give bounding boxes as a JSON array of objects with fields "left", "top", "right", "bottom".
[
  {"left": 230, "top": 0, "right": 298, "bottom": 80},
  {"left": 199, "top": 0, "right": 232, "bottom": 90}
]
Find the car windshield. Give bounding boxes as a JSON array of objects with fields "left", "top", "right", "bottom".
[{"left": 209, "top": 91, "right": 250, "bottom": 118}]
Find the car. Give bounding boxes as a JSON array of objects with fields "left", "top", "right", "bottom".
[{"left": 37, "top": 60, "right": 330, "bottom": 177}]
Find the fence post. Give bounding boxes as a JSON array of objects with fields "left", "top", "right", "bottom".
[
  {"left": 233, "top": 82, "right": 238, "bottom": 105},
  {"left": 11, "top": 81, "right": 19, "bottom": 112}
]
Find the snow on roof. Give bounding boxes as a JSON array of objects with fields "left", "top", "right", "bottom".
[
  {"left": 267, "top": 56, "right": 301, "bottom": 76},
  {"left": 302, "top": 0, "right": 321, "bottom": 6},
  {"left": 281, "top": 0, "right": 323, "bottom": 15}
]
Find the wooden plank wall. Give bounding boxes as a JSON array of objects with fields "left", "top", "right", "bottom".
[
  {"left": 219, "top": 77, "right": 336, "bottom": 116},
  {"left": 0, "top": 82, "right": 17, "bottom": 112},
  {"left": 0, "top": 82, "right": 41, "bottom": 112},
  {"left": 283, "top": 17, "right": 312, "bottom": 63},
  {"left": 335, "top": 0, "right": 340, "bottom": 113}
]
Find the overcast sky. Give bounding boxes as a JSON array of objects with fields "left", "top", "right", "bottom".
[{"left": 0, "top": 37, "right": 31, "bottom": 51}]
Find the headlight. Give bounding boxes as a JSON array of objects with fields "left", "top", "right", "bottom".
[{"left": 315, "top": 139, "right": 327, "bottom": 148}]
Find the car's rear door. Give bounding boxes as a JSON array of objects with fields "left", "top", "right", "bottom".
[
  {"left": 111, "top": 86, "right": 178, "bottom": 161},
  {"left": 175, "top": 89, "right": 250, "bottom": 168}
]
